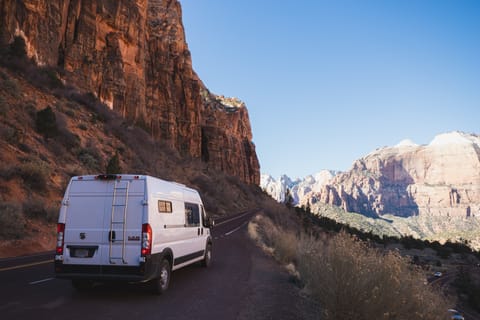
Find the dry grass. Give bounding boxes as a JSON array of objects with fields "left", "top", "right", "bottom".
[
  {"left": 249, "top": 215, "right": 297, "bottom": 264},
  {"left": 250, "top": 214, "right": 453, "bottom": 320}
]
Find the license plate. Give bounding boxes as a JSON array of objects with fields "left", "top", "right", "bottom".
[{"left": 74, "top": 249, "right": 89, "bottom": 258}]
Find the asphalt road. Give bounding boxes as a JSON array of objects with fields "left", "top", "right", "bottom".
[{"left": 0, "top": 209, "right": 299, "bottom": 320}]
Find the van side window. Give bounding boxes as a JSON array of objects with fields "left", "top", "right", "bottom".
[
  {"left": 185, "top": 203, "right": 200, "bottom": 227},
  {"left": 158, "top": 200, "right": 172, "bottom": 213}
]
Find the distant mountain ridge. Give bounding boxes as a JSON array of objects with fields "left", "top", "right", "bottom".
[
  {"left": 263, "top": 131, "right": 480, "bottom": 218},
  {"left": 260, "top": 170, "right": 338, "bottom": 206},
  {"left": 315, "top": 131, "right": 480, "bottom": 218},
  {"left": 261, "top": 131, "right": 480, "bottom": 248}
]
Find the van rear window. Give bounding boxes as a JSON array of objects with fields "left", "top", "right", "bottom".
[{"left": 158, "top": 200, "right": 172, "bottom": 213}]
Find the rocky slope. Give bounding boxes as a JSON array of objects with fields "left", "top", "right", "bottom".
[
  {"left": 0, "top": 0, "right": 259, "bottom": 184},
  {"left": 314, "top": 132, "right": 480, "bottom": 218}
]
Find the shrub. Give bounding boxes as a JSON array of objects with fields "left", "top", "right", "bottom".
[
  {"left": 251, "top": 215, "right": 452, "bottom": 320},
  {"left": 35, "top": 106, "right": 58, "bottom": 138},
  {"left": 0, "top": 202, "right": 26, "bottom": 239},
  {"left": 0, "top": 123, "right": 19, "bottom": 145},
  {"left": 9, "top": 36, "right": 27, "bottom": 58},
  {"left": 106, "top": 152, "right": 121, "bottom": 174},
  {"left": 22, "top": 199, "right": 58, "bottom": 222},
  {"left": 64, "top": 109, "right": 75, "bottom": 117},
  {"left": 296, "top": 231, "right": 451, "bottom": 320},
  {"left": 17, "top": 160, "right": 50, "bottom": 191},
  {"left": 77, "top": 147, "right": 101, "bottom": 171},
  {"left": 22, "top": 199, "right": 47, "bottom": 219},
  {"left": 454, "top": 267, "right": 480, "bottom": 312},
  {"left": 2, "top": 77, "right": 21, "bottom": 98},
  {"left": 249, "top": 215, "right": 297, "bottom": 264},
  {"left": 0, "top": 95, "right": 7, "bottom": 116}
]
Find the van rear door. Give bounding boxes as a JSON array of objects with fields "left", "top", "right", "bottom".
[{"left": 63, "top": 176, "right": 145, "bottom": 267}]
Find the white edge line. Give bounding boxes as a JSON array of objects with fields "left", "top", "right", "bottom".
[
  {"left": 215, "top": 211, "right": 256, "bottom": 227},
  {"left": 224, "top": 221, "right": 249, "bottom": 236},
  {"left": 29, "top": 277, "right": 54, "bottom": 285}
]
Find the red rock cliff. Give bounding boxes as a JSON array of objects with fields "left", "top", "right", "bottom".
[
  {"left": 0, "top": 0, "right": 260, "bottom": 184},
  {"left": 315, "top": 132, "right": 480, "bottom": 218}
]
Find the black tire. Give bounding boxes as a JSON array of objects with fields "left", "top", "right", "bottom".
[
  {"left": 201, "top": 243, "right": 212, "bottom": 267},
  {"left": 71, "top": 279, "right": 94, "bottom": 291},
  {"left": 151, "top": 259, "right": 171, "bottom": 295}
]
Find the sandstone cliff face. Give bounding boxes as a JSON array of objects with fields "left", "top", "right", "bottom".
[
  {"left": 315, "top": 132, "right": 480, "bottom": 218},
  {"left": 0, "top": 0, "right": 259, "bottom": 184}
]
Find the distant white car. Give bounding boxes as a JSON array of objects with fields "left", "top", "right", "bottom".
[
  {"left": 448, "top": 309, "right": 464, "bottom": 320},
  {"left": 434, "top": 271, "right": 443, "bottom": 277}
]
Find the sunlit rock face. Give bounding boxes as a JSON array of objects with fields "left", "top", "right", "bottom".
[
  {"left": 0, "top": 0, "right": 259, "bottom": 184},
  {"left": 315, "top": 132, "right": 480, "bottom": 218}
]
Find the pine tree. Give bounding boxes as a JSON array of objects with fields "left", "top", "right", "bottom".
[
  {"left": 35, "top": 106, "right": 58, "bottom": 138},
  {"left": 284, "top": 188, "right": 294, "bottom": 208},
  {"left": 306, "top": 200, "right": 311, "bottom": 214},
  {"left": 106, "top": 152, "right": 121, "bottom": 174}
]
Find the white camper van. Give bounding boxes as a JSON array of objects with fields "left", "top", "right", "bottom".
[{"left": 54, "top": 174, "right": 213, "bottom": 294}]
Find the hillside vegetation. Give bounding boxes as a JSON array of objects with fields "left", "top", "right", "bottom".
[
  {"left": 248, "top": 198, "right": 480, "bottom": 319},
  {"left": 0, "top": 46, "right": 262, "bottom": 253},
  {"left": 312, "top": 202, "right": 480, "bottom": 251},
  {"left": 249, "top": 204, "right": 455, "bottom": 320}
]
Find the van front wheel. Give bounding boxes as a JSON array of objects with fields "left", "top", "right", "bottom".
[
  {"left": 152, "top": 259, "right": 171, "bottom": 295},
  {"left": 201, "top": 244, "right": 212, "bottom": 267}
]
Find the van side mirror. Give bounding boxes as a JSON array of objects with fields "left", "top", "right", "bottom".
[{"left": 204, "top": 217, "right": 215, "bottom": 228}]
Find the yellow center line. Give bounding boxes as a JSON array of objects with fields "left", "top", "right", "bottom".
[{"left": 0, "top": 260, "right": 53, "bottom": 272}]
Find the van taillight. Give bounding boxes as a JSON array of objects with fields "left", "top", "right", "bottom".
[
  {"left": 141, "top": 223, "right": 152, "bottom": 256},
  {"left": 56, "top": 223, "right": 65, "bottom": 255}
]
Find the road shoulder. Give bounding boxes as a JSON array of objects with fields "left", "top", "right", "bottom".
[{"left": 237, "top": 234, "right": 322, "bottom": 320}]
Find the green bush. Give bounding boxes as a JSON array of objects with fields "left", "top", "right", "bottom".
[
  {"left": 454, "top": 267, "right": 480, "bottom": 312},
  {"left": 77, "top": 148, "right": 101, "bottom": 170},
  {"left": 0, "top": 95, "right": 6, "bottom": 116},
  {"left": 9, "top": 36, "right": 27, "bottom": 58},
  {"left": 17, "top": 160, "right": 50, "bottom": 191},
  {"left": 22, "top": 199, "right": 58, "bottom": 222},
  {"left": 106, "top": 152, "right": 121, "bottom": 174},
  {"left": 35, "top": 106, "right": 58, "bottom": 138},
  {"left": 0, "top": 202, "right": 26, "bottom": 239}
]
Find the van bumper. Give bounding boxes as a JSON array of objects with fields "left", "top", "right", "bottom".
[{"left": 54, "top": 254, "right": 163, "bottom": 283}]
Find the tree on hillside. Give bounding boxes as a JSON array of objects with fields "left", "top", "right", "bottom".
[
  {"left": 284, "top": 188, "right": 294, "bottom": 208},
  {"left": 106, "top": 152, "right": 121, "bottom": 174},
  {"left": 35, "top": 106, "right": 58, "bottom": 138},
  {"left": 8, "top": 36, "right": 27, "bottom": 59}
]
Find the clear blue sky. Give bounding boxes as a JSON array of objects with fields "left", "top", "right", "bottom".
[{"left": 181, "top": 0, "right": 480, "bottom": 179}]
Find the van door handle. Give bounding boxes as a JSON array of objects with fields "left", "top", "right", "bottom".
[{"left": 197, "top": 228, "right": 200, "bottom": 236}]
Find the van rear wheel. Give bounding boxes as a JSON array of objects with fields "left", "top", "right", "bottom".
[
  {"left": 152, "top": 259, "right": 171, "bottom": 295},
  {"left": 201, "top": 244, "right": 212, "bottom": 267}
]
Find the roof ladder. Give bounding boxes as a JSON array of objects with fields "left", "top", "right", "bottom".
[{"left": 109, "top": 179, "right": 130, "bottom": 264}]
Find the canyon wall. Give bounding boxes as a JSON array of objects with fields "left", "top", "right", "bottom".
[
  {"left": 315, "top": 132, "right": 480, "bottom": 218},
  {"left": 0, "top": 0, "right": 260, "bottom": 184}
]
